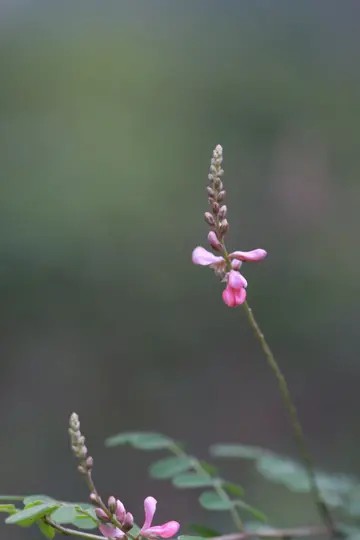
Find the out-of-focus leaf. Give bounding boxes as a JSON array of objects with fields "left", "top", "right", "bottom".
[
  {"left": 234, "top": 500, "right": 266, "bottom": 522},
  {"left": 189, "top": 524, "right": 221, "bottom": 537},
  {"left": 211, "top": 444, "right": 265, "bottom": 460},
  {"left": 0, "top": 504, "right": 17, "bottom": 514},
  {"left": 199, "top": 462, "right": 218, "bottom": 476},
  {"left": 198, "top": 491, "right": 235, "bottom": 511},
  {"left": 105, "top": 432, "right": 173, "bottom": 450},
  {"left": 173, "top": 473, "right": 215, "bottom": 489},
  {"left": 149, "top": 456, "right": 193, "bottom": 479},
  {"left": 223, "top": 482, "right": 245, "bottom": 497},
  {"left": 178, "top": 536, "right": 205, "bottom": 540}
]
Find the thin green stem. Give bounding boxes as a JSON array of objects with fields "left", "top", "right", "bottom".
[
  {"left": 44, "top": 518, "right": 107, "bottom": 539},
  {"left": 242, "top": 300, "right": 334, "bottom": 533},
  {"left": 170, "top": 444, "right": 244, "bottom": 531}
]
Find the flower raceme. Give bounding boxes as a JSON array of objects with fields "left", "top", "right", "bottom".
[
  {"left": 192, "top": 245, "right": 267, "bottom": 307},
  {"left": 97, "top": 496, "right": 179, "bottom": 539}
]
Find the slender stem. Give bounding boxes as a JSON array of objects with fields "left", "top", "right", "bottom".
[
  {"left": 242, "top": 301, "right": 334, "bottom": 532},
  {"left": 170, "top": 444, "right": 244, "bottom": 531},
  {"left": 44, "top": 518, "right": 107, "bottom": 540},
  {"left": 213, "top": 525, "right": 329, "bottom": 540}
]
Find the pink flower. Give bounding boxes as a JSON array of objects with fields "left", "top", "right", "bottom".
[
  {"left": 192, "top": 246, "right": 267, "bottom": 307},
  {"left": 98, "top": 499, "right": 128, "bottom": 539},
  {"left": 99, "top": 524, "right": 124, "bottom": 539},
  {"left": 140, "top": 496, "right": 180, "bottom": 539}
]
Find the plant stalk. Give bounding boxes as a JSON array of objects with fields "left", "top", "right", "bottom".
[{"left": 242, "top": 300, "right": 334, "bottom": 533}]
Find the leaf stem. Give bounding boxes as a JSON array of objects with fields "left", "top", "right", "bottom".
[
  {"left": 170, "top": 444, "right": 244, "bottom": 531},
  {"left": 44, "top": 518, "right": 106, "bottom": 539},
  {"left": 242, "top": 300, "right": 334, "bottom": 533}
]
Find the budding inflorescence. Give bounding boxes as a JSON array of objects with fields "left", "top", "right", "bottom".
[
  {"left": 193, "top": 144, "right": 267, "bottom": 307},
  {"left": 205, "top": 144, "right": 228, "bottom": 243},
  {"left": 68, "top": 412, "right": 93, "bottom": 473}
]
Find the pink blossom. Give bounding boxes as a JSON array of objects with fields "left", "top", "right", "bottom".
[
  {"left": 99, "top": 524, "right": 124, "bottom": 539},
  {"left": 140, "top": 496, "right": 180, "bottom": 539},
  {"left": 192, "top": 246, "right": 267, "bottom": 307},
  {"left": 98, "top": 499, "right": 127, "bottom": 539}
]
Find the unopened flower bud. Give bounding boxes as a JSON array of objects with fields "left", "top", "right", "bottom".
[
  {"left": 95, "top": 508, "right": 109, "bottom": 522},
  {"left": 115, "top": 500, "right": 126, "bottom": 523},
  {"left": 122, "top": 512, "right": 134, "bottom": 532},
  {"left": 212, "top": 201, "right": 219, "bottom": 215},
  {"left": 206, "top": 186, "right": 215, "bottom": 197},
  {"left": 85, "top": 456, "right": 94, "bottom": 470},
  {"left": 213, "top": 179, "right": 223, "bottom": 191},
  {"left": 90, "top": 493, "right": 99, "bottom": 505},
  {"left": 218, "top": 205, "right": 227, "bottom": 219},
  {"left": 204, "top": 212, "right": 215, "bottom": 226},
  {"left": 208, "top": 231, "right": 222, "bottom": 251},
  {"left": 217, "top": 190, "right": 226, "bottom": 202},
  {"left": 78, "top": 464, "right": 86, "bottom": 474},
  {"left": 108, "top": 496, "right": 117, "bottom": 514},
  {"left": 219, "top": 219, "right": 229, "bottom": 235}
]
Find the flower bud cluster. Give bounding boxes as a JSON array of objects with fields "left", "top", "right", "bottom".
[
  {"left": 95, "top": 497, "right": 134, "bottom": 537},
  {"left": 68, "top": 412, "right": 93, "bottom": 473},
  {"left": 205, "top": 144, "right": 228, "bottom": 243}
]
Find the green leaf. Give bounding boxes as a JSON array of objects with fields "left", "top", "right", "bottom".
[
  {"left": 149, "top": 456, "right": 194, "bottom": 479},
  {"left": 178, "top": 536, "right": 205, "bottom": 540},
  {"left": 256, "top": 454, "right": 310, "bottom": 491},
  {"left": 337, "top": 523, "right": 360, "bottom": 540},
  {"left": 73, "top": 515, "right": 98, "bottom": 530},
  {"left": 211, "top": 444, "right": 264, "bottom": 460},
  {"left": 23, "top": 495, "right": 55, "bottom": 505},
  {"left": 105, "top": 432, "right": 173, "bottom": 450},
  {"left": 75, "top": 505, "right": 97, "bottom": 521},
  {"left": 6, "top": 502, "right": 60, "bottom": 527},
  {"left": 234, "top": 501, "right": 266, "bottom": 522},
  {"left": 0, "top": 504, "right": 17, "bottom": 514},
  {"left": 51, "top": 505, "right": 78, "bottom": 524},
  {"left": 199, "top": 461, "right": 218, "bottom": 476},
  {"left": 173, "top": 473, "right": 215, "bottom": 489},
  {"left": 223, "top": 482, "right": 244, "bottom": 497},
  {"left": 198, "top": 491, "right": 235, "bottom": 511},
  {"left": 0, "top": 495, "right": 24, "bottom": 502},
  {"left": 38, "top": 519, "right": 56, "bottom": 539},
  {"left": 189, "top": 524, "right": 221, "bottom": 537}
]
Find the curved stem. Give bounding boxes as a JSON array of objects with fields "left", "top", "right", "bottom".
[
  {"left": 170, "top": 444, "right": 244, "bottom": 531},
  {"left": 242, "top": 301, "right": 334, "bottom": 533},
  {"left": 44, "top": 518, "right": 106, "bottom": 539}
]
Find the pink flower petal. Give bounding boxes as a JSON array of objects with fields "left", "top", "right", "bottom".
[
  {"left": 234, "top": 286, "right": 247, "bottom": 304},
  {"left": 229, "top": 249, "right": 267, "bottom": 262},
  {"left": 228, "top": 270, "right": 247, "bottom": 289},
  {"left": 115, "top": 500, "right": 126, "bottom": 522},
  {"left": 192, "top": 247, "right": 224, "bottom": 266},
  {"left": 207, "top": 231, "right": 222, "bottom": 250},
  {"left": 222, "top": 283, "right": 246, "bottom": 307},
  {"left": 96, "top": 508, "right": 108, "bottom": 520},
  {"left": 222, "top": 284, "right": 237, "bottom": 307},
  {"left": 142, "top": 521, "right": 180, "bottom": 539},
  {"left": 142, "top": 496, "right": 156, "bottom": 531},
  {"left": 99, "top": 524, "right": 124, "bottom": 539},
  {"left": 231, "top": 259, "right": 242, "bottom": 270}
]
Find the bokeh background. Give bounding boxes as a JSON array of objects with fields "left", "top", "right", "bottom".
[{"left": 1, "top": 1, "right": 359, "bottom": 538}]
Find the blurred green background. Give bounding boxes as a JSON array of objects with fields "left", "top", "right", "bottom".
[{"left": 1, "top": 1, "right": 359, "bottom": 538}]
